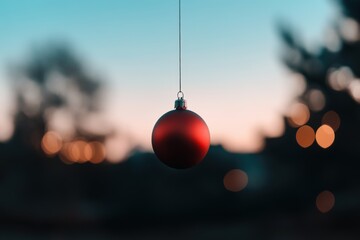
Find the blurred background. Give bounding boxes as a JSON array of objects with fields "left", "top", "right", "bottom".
[{"left": 0, "top": 0, "right": 359, "bottom": 239}]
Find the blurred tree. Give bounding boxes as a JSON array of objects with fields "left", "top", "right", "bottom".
[
  {"left": 264, "top": 0, "right": 360, "bottom": 207},
  {"left": 10, "top": 42, "right": 111, "bottom": 155}
]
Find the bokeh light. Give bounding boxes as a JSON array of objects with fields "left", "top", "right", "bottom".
[
  {"left": 307, "top": 89, "right": 326, "bottom": 111},
  {"left": 316, "top": 125, "right": 335, "bottom": 148},
  {"left": 348, "top": 79, "right": 360, "bottom": 103},
  {"left": 316, "top": 190, "right": 335, "bottom": 213},
  {"left": 84, "top": 143, "right": 93, "bottom": 161},
  {"left": 291, "top": 73, "right": 307, "bottom": 95},
  {"left": 328, "top": 67, "right": 353, "bottom": 91},
  {"left": 59, "top": 142, "right": 70, "bottom": 161},
  {"left": 223, "top": 169, "right": 248, "bottom": 192},
  {"left": 87, "top": 141, "right": 106, "bottom": 164},
  {"left": 322, "top": 111, "right": 340, "bottom": 132},
  {"left": 59, "top": 140, "right": 106, "bottom": 164},
  {"left": 340, "top": 17, "right": 360, "bottom": 42},
  {"left": 296, "top": 125, "right": 315, "bottom": 148},
  {"left": 287, "top": 102, "right": 310, "bottom": 127},
  {"left": 69, "top": 140, "right": 88, "bottom": 163},
  {"left": 41, "top": 131, "right": 63, "bottom": 155}
]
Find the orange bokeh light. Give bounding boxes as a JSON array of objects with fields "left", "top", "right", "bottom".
[
  {"left": 316, "top": 190, "right": 335, "bottom": 213},
  {"left": 84, "top": 143, "right": 93, "bottom": 161},
  {"left": 287, "top": 102, "right": 310, "bottom": 127},
  {"left": 322, "top": 111, "right": 340, "bottom": 132},
  {"left": 59, "top": 140, "right": 105, "bottom": 164},
  {"left": 296, "top": 125, "right": 315, "bottom": 148},
  {"left": 316, "top": 125, "right": 335, "bottom": 148},
  {"left": 223, "top": 169, "right": 248, "bottom": 192},
  {"left": 41, "top": 131, "right": 63, "bottom": 155},
  {"left": 68, "top": 140, "right": 88, "bottom": 163},
  {"left": 59, "top": 142, "right": 71, "bottom": 162},
  {"left": 87, "top": 141, "right": 106, "bottom": 164}
]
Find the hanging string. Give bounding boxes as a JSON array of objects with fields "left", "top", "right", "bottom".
[{"left": 177, "top": 0, "right": 184, "bottom": 99}]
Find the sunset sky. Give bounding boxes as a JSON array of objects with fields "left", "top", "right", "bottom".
[{"left": 0, "top": 0, "right": 337, "bottom": 152}]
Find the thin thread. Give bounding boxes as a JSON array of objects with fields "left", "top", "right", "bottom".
[{"left": 178, "top": 0, "right": 182, "bottom": 96}]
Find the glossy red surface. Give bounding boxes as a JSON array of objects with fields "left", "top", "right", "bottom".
[{"left": 152, "top": 109, "right": 210, "bottom": 169}]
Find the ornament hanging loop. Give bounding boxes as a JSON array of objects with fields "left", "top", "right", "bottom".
[{"left": 177, "top": 91, "right": 184, "bottom": 99}]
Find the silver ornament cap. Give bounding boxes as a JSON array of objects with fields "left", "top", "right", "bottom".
[{"left": 174, "top": 97, "right": 187, "bottom": 110}]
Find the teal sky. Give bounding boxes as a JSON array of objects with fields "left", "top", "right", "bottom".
[{"left": 0, "top": 0, "right": 338, "bottom": 152}]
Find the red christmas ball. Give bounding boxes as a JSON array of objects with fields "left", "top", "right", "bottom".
[{"left": 152, "top": 99, "right": 210, "bottom": 169}]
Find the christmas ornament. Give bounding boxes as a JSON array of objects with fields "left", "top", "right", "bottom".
[
  {"left": 151, "top": 0, "right": 210, "bottom": 169},
  {"left": 152, "top": 95, "right": 210, "bottom": 169}
]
